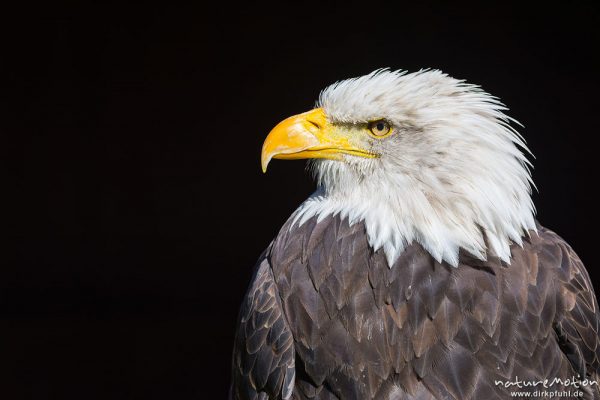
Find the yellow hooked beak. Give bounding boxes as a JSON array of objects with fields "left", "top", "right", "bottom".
[{"left": 261, "top": 108, "right": 376, "bottom": 172}]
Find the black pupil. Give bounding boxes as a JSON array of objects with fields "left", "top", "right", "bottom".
[{"left": 376, "top": 122, "right": 385, "bottom": 131}]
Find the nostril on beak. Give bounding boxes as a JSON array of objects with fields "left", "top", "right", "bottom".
[{"left": 307, "top": 119, "right": 321, "bottom": 130}]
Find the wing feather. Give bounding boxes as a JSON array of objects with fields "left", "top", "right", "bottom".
[{"left": 230, "top": 252, "right": 295, "bottom": 400}]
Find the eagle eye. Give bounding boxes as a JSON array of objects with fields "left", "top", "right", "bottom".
[{"left": 368, "top": 120, "right": 392, "bottom": 137}]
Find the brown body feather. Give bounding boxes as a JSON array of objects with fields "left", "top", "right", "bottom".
[{"left": 231, "top": 215, "right": 600, "bottom": 399}]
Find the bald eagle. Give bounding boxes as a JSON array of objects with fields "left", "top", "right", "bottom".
[{"left": 230, "top": 70, "right": 600, "bottom": 399}]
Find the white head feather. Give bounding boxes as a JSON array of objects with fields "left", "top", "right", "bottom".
[{"left": 291, "top": 69, "right": 536, "bottom": 267}]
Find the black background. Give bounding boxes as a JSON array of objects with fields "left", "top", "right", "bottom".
[{"left": 6, "top": 1, "right": 600, "bottom": 399}]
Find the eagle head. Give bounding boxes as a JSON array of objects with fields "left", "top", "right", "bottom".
[{"left": 261, "top": 69, "right": 536, "bottom": 267}]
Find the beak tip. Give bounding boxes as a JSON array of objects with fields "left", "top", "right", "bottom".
[
  {"left": 260, "top": 108, "right": 326, "bottom": 173},
  {"left": 261, "top": 154, "right": 271, "bottom": 173}
]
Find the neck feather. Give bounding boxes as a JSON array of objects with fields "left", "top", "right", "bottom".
[{"left": 291, "top": 159, "right": 536, "bottom": 267}]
